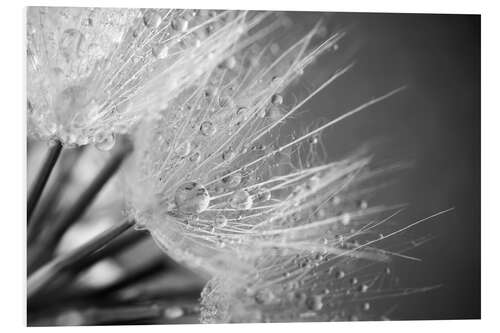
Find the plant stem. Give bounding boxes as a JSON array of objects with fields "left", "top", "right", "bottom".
[
  {"left": 27, "top": 218, "right": 135, "bottom": 299},
  {"left": 27, "top": 147, "right": 84, "bottom": 244},
  {"left": 27, "top": 139, "right": 63, "bottom": 221},
  {"left": 28, "top": 138, "right": 133, "bottom": 272},
  {"left": 28, "top": 229, "right": 148, "bottom": 304}
]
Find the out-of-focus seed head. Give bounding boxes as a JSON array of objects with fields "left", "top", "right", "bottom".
[{"left": 27, "top": 7, "right": 256, "bottom": 148}]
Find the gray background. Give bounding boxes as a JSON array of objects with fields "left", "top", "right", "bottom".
[{"left": 289, "top": 12, "right": 480, "bottom": 320}]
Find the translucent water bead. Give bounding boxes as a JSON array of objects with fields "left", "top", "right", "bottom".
[
  {"left": 200, "top": 121, "right": 216, "bottom": 136},
  {"left": 174, "top": 182, "right": 210, "bottom": 214},
  {"left": 94, "top": 132, "right": 116, "bottom": 151},
  {"left": 143, "top": 10, "right": 162, "bottom": 28},
  {"left": 229, "top": 190, "right": 253, "bottom": 210}
]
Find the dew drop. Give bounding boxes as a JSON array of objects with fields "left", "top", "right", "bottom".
[
  {"left": 87, "top": 43, "right": 105, "bottom": 59},
  {"left": 95, "top": 132, "right": 116, "bottom": 151},
  {"left": 221, "top": 56, "right": 236, "bottom": 69},
  {"left": 358, "top": 199, "right": 368, "bottom": 210},
  {"left": 305, "top": 295, "right": 323, "bottom": 311},
  {"left": 189, "top": 152, "right": 201, "bottom": 162},
  {"left": 200, "top": 121, "right": 216, "bottom": 136},
  {"left": 271, "top": 94, "right": 283, "bottom": 105},
  {"left": 175, "top": 140, "right": 191, "bottom": 157},
  {"left": 357, "top": 284, "right": 369, "bottom": 293},
  {"left": 254, "top": 289, "right": 275, "bottom": 305},
  {"left": 222, "top": 147, "right": 236, "bottom": 161},
  {"left": 334, "top": 270, "right": 345, "bottom": 279},
  {"left": 54, "top": 86, "right": 90, "bottom": 124},
  {"left": 218, "top": 94, "right": 233, "bottom": 108},
  {"left": 143, "top": 10, "right": 162, "bottom": 28},
  {"left": 174, "top": 182, "right": 210, "bottom": 214},
  {"left": 230, "top": 190, "right": 253, "bottom": 210},
  {"left": 267, "top": 106, "right": 282, "bottom": 121},
  {"left": 256, "top": 188, "right": 271, "bottom": 202},
  {"left": 164, "top": 306, "right": 184, "bottom": 319},
  {"left": 171, "top": 18, "right": 189, "bottom": 32},
  {"left": 59, "top": 29, "right": 85, "bottom": 62},
  {"left": 222, "top": 172, "right": 242, "bottom": 188},
  {"left": 306, "top": 176, "right": 320, "bottom": 191},
  {"left": 341, "top": 212, "right": 351, "bottom": 226},
  {"left": 309, "top": 136, "right": 319, "bottom": 144},
  {"left": 152, "top": 43, "right": 169, "bottom": 59},
  {"left": 214, "top": 215, "right": 228, "bottom": 228},
  {"left": 236, "top": 106, "right": 249, "bottom": 121}
]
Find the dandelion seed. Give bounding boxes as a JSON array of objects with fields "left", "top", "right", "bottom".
[{"left": 27, "top": 7, "right": 257, "bottom": 147}]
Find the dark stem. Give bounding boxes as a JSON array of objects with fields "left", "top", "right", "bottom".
[
  {"left": 27, "top": 139, "right": 63, "bottom": 221},
  {"left": 27, "top": 147, "right": 84, "bottom": 244},
  {"left": 28, "top": 139, "right": 133, "bottom": 273},
  {"left": 84, "top": 257, "right": 168, "bottom": 298},
  {"left": 28, "top": 229, "right": 148, "bottom": 305},
  {"left": 27, "top": 218, "right": 135, "bottom": 299},
  {"left": 70, "top": 228, "right": 148, "bottom": 275}
]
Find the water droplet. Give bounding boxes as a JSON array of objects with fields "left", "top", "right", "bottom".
[
  {"left": 357, "top": 284, "right": 369, "bottom": 293},
  {"left": 87, "top": 43, "right": 105, "bottom": 59},
  {"left": 222, "top": 172, "right": 242, "bottom": 188},
  {"left": 222, "top": 147, "right": 236, "bottom": 161},
  {"left": 236, "top": 106, "right": 249, "bottom": 121},
  {"left": 143, "top": 10, "right": 162, "bottom": 28},
  {"left": 254, "top": 289, "right": 275, "bottom": 304},
  {"left": 214, "top": 215, "right": 228, "bottom": 228},
  {"left": 218, "top": 94, "right": 233, "bottom": 108},
  {"left": 54, "top": 85, "right": 90, "bottom": 124},
  {"left": 305, "top": 295, "right": 323, "bottom": 311},
  {"left": 189, "top": 152, "right": 201, "bottom": 162},
  {"left": 152, "top": 43, "right": 169, "bottom": 59},
  {"left": 230, "top": 190, "right": 253, "bottom": 210},
  {"left": 306, "top": 176, "right": 320, "bottom": 191},
  {"left": 174, "top": 182, "right": 210, "bottom": 214},
  {"left": 271, "top": 94, "right": 283, "bottom": 105},
  {"left": 200, "top": 121, "right": 216, "bottom": 136},
  {"left": 171, "top": 18, "right": 189, "bottom": 32},
  {"left": 221, "top": 56, "right": 236, "bottom": 69},
  {"left": 309, "top": 136, "right": 319, "bottom": 144},
  {"left": 95, "top": 132, "right": 115, "bottom": 151},
  {"left": 358, "top": 199, "right": 368, "bottom": 210},
  {"left": 267, "top": 106, "right": 282, "bottom": 121},
  {"left": 315, "top": 208, "right": 326, "bottom": 219},
  {"left": 331, "top": 196, "right": 341, "bottom": 205},
  {"left": 59, "top": 29, "right": 85, "bottom": 62},
  {"left": 363, "top": 302, "right": 371, "bottom": 311},
  {"left": 164, "top": 306, "right": 184, "bottom": 319},
  {"left": 204, "top": 87, "right": 217, "bottom": 98},
  {"left": 334, "top": 270, "right": 345, "bottom": 279},
  {"left": 256, "top": 188, "right": 271, "bottom": 202},
  {"left": 341, "top": 212, "right": 351, "bottom": 225},
  {"left": 175, "top": 141, "right": 191, "bottom": 157}
]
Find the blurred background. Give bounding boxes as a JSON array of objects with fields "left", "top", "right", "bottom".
[
  {"left": 293, "top": 12, "right": 480, "bottom": 320},
  {"left": 27, "top": 11, "right": 480, "bottom": 324}
]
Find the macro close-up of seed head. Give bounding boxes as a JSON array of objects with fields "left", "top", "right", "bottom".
[{"left": 24, "top": 5, "right": 480, "bottom": 327}]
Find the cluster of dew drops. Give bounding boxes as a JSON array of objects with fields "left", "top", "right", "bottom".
[{"left": 27, "top": 8, "right": 237, "bottom": 152}]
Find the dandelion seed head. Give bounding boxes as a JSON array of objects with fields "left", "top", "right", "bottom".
[
  {"left": 27, "top": 7, "right": 255, "bottom": 148},
  {"left": 120, "top": 12, "right": 419, "bottom": 323}
]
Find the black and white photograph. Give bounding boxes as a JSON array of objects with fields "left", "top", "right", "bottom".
[{"left": 14, "top": 0, "right": 488, "bottom": 329}]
